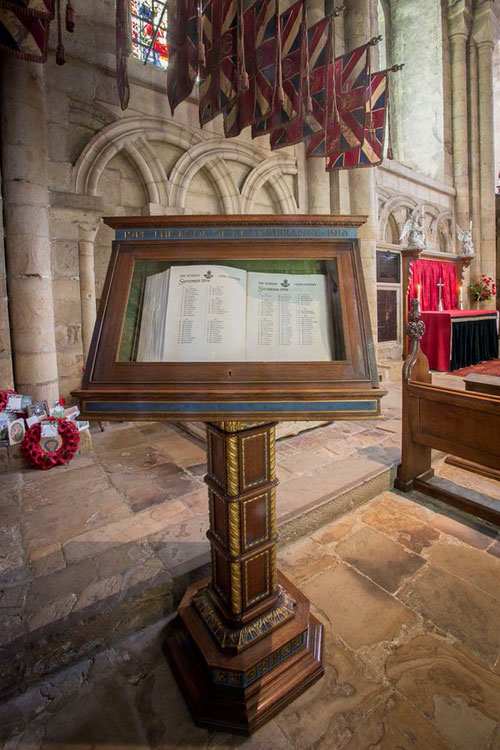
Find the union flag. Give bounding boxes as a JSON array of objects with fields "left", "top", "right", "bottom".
[
  {"left": 167, "top": 0, "right": 199, "bottom": 115},
  {"left": 0, "top": 0, "right": 54, "bottom": 63},
  {"left": 326, "top": 70, "right": 388, "bottom": 170},
  {"left": 223, "top": 0, "right": 276, "bottom": 138},
  {"left": 252, "top": 0, "right": 305, "bottom": 139},
  {"left": 199, "top": 0, "right": 238, "bottom": 127},
  {"left": 253, "top": 0, "right": 277, "bottom": 122},
  {"left": 268, "top": 15, "right": 330, "bottom": 150},
  {"left": 306, "top": 41, "right": 370, "bottom": 157}
]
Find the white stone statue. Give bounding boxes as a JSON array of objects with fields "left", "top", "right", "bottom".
[
  {"left": 400, "top": 207, "right": 426, "bottom": 250},
  {"left": 456, "top": 221, "right": 475, "bottom": 257}
]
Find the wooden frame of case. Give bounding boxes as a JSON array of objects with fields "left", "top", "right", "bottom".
[{"left": 73, "top": 215, "right": 385, "bottom": 422}]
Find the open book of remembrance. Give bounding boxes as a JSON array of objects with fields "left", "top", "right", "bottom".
[{"left": 136, "top": 264, "right": 333, "bottom": 362}]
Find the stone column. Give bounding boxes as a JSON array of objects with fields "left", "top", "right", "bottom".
[
  {"left": 448, "top": 8, "right": 470, "bottom": 232},
  {"left": 78, "top": 223, "right": 98, "bottom": 359},
  {"left": 1, "top": 61, "right": 59, "bottom": 402},
  {"left": 472, "top": 4, "right": 499, "bottom": 302},
  {"left": 0, "top": 167, "right": 14, "bottom": 389},
  {"left": 468, "top": 39, "right": 482, "bottom": 280},
  {"left": 344, "top": 0, "right": 378, "bottom": 340},
  {"left": 306, "top": 0, "right": 330, "bottom": 214}
]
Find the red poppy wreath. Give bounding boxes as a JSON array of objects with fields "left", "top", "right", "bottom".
[
  {"left": 0, "top": 389, "right": 17, "bottom": 412},
  {"left": 21, "top": 418, "right": 80, "bottom": 470}
]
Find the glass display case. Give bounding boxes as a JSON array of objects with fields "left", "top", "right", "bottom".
[{"left": 73, "top": 215, "right": 384, "bottom": 421}]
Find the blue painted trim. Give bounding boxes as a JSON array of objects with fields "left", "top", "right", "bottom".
[
  {"left": 85, "top": 400, "right": 378, "bottom": 414},
  {"left": 115, "top": 226, "right": 357, "bottom": 242}
]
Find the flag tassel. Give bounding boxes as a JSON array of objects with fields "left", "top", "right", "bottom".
[
  {"left": 55, "top": 0, "right": 65, "bottom": 65},
  {"left": 65, "top": 0, "right": 75, "bottom": 32}
]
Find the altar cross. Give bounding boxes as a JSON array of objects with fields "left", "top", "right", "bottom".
[{"left": 437, "top": 277, "right": 444, "bottom": 311}]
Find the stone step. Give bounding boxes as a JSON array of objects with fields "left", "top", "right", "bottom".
[
  {"left": 0, "top": 459, "right": 395, "bottom": 703},
  {"left": 377, "top": 358, "right": 403, "bottom": 382}
]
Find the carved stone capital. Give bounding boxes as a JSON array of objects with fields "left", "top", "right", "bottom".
[
  {"left": 472, "top": 0, "right": 500, "bottom": 47},
  {"left": 447, "top": 0, "right": 472, "bottom": 38}
]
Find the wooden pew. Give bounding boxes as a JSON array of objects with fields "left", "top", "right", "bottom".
[
  {"left": 395, "top": 300, "right": 500, "bottom": 525},
  {"left": 444, "top": 373, "right": 500, "bottom": 482},
  {"left": 463, "top": 373, "right": 500, "bottom": 397}
]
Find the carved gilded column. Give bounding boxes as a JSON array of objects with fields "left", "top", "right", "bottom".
[
  {"left": 164, "top": 421, "right": 323, "bottom": 733},
  {"left": 197, "top": 421, "right": 293, "bottom": 647}
]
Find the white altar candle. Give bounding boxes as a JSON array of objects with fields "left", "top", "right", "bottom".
[{"left": 417, "top": 284, "right": 421, "bottom": 303}]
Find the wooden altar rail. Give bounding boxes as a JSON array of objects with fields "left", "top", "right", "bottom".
[{"left": 395, "top": 301, "right": 500, "bottom": 525}]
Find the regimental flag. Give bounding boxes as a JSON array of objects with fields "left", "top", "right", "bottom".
[
  {"left": 199, "top": 0, "right": 239, "bottom": 127},
  {"left": 306, "top": 41, "right": 370, "bottom": 157},
  {"left": 252, "top": 0, "right": 305, "bottom": 139},
  {"left": 269, "top": 15, "right": 330, "bottom": 151},
  {"left": 326, "top": 70, "right": 388, "bottom": 170},
  {"left": 253, "top": 0, "right": 277, "bottom": 122},
  {"left": 0, "top": 0, "right": 54, "bottom": 62},
  {"left": 224, "top": 0, "right": 276, "bottom": 138},
  {"left": 167, "top": 0, "right": 199, "bottom": 115}
]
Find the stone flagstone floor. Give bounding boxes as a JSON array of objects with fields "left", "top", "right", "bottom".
[
  {"left": 1, "top": 487, "right": 499, "bottom": 750},
  {"left": 0, "top": 381, "right": 402, "bottom": 699}
]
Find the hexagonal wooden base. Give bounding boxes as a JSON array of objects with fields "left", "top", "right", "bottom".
[{"left": 163, "top": 572, "right": 324, "bottom": 735}]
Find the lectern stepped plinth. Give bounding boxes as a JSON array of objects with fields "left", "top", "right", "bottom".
[
  {"left": 72, "top": 215, "right": 385, "bottom": 736},
  {"left": 165, "top": 422, "right": 323, "bottom": 734}
]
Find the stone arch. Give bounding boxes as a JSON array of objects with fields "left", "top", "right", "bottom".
[
  {"left": 378, "top": 195, "right": 418, "bottom": 242},
  {"left": 385, "top": 213, "right": 400, "bottom": 244},
  {"left": 69, "top": 99, "right": 116, "bottom": 131},
  {"left": 72, "top": 116, "right": 204, "bottom": 198},
  {"left": 168, "top": 138, "right": 297, "bottom": 214},
  {"left": 241, "top": 155, "right": 298, "bottom": 213},
  {"left": 434, "top": 210, "right": 454, "bottom": 254},
  {"left": 135, "top": 135, "right": 170, "bottom": 205}
]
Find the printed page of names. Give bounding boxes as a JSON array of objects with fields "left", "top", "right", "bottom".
[
  {"left": 245, "top": 272, "right": 332, "bottom": 361},
  {"left": 162, "top": 265, "right": 247, "bottom": 361}
]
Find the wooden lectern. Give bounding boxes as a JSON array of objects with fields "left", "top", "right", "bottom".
[{"left": 73, "top": 215, "right": 385, "bottom": 734}]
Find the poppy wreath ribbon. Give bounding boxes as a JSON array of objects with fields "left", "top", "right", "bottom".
[
  {"left": 0, "top": 389, "right": 17, "bottom": 412},
  {"left": 21, "top": 417, "right": 80, "bottom": 470}
]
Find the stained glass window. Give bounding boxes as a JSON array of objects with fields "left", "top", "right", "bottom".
[{"left": 130, "top": 1, "right": 168, "bottom": 70}]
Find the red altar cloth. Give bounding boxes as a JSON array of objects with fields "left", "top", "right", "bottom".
[{"left": 420, "top": 309, "right": 499, "bottom": 371}]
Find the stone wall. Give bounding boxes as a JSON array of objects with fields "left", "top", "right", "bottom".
[
  {"left": 0, "top": 169, "right": 14, "bottom": 389},
  {"left": 42, "top": 0, "right": 304, "bottom": 397},
  {"left": 376, "top": 161, "right": 455, "bottom": 253},
  {"left": 389, "top": 0, "right": 448, "bottom": 182},
  {"left": 1, "top": 0, "right": 498, "bottom": 398},
  {"left": 494, "top": 40, "right": 500, "bottom": 191}
]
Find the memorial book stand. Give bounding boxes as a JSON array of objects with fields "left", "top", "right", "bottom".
[{"left": 72, "top": 215, "right": 385, "bottom": 734}]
